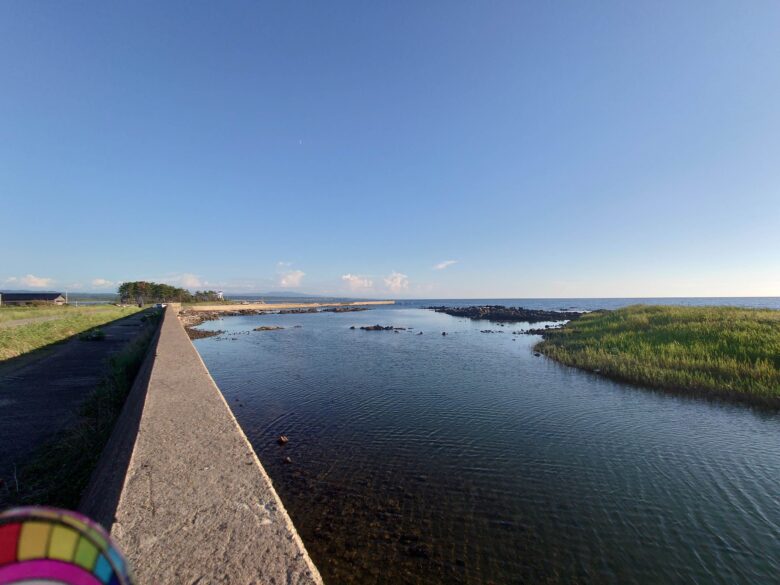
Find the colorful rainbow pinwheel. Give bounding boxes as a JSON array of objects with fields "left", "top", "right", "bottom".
[{"left": 0, "top": 507, "right": 133, "bottom": 585}]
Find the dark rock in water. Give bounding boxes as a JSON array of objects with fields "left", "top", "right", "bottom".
[
  {"left": 417, "top": 332, "right": 423, "bottom": 335},
  {"left": 524, "top": 324, "right": 565, "bottom": 336},
  {"left": 350, "top": 326, "right": 356, "bottom": 329},
  {"left": 534, "top": 352, "right": 541, "bottom": 357},
  {"left": 407, "top": 544, "right": 431, "bottom": 559},
  {"left": 254, "top": 326, "right": 284, "bottom": 331},
  {"left": 360, "top": 325, "right": 406, "bottom": 331},
  {"left": 428, "top": 305, "right": 584, "bottom": 323},
  {"left": 277, "top": 435, "right": 289, "bottom": 445},
  {"left": 185, "top": 327, "right": 224, "bottom": 340},
  {"left": 442, "top": 332, "right": 447, "bottom": 336}
]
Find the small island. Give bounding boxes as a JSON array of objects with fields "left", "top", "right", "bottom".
[{"left": 534, "top": 305, "right": 780, "bottom": 406}]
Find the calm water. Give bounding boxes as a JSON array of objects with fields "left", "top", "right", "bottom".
[{"left": 194, "top": 299, "right": 780, "bottom": 584}]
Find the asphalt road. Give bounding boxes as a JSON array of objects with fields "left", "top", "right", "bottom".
[{"left": 0, "top": 310, "right": 152, "bottom": 486}]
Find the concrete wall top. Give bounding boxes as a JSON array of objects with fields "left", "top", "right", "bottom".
[{"left": 88, "top": 306, "right": 322, "bottom": 584}]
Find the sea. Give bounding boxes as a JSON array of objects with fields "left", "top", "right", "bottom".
[{"left": 192, "top": 298, "right": 780, "bottom": 584}]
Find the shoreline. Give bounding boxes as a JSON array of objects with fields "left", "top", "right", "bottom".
[
  {"left": 534, "top": 305, "right": 780, "bottom": 409},
  {"left": 178, "top": 299, "right": 394, "bottom": 332},
  {"left": 185, "top": 300, "right": 394, "bottom": 312}
]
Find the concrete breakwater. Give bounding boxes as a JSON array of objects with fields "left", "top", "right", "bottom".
[{"left": 80, "top": 306, "right": 322, "bottom": 584}]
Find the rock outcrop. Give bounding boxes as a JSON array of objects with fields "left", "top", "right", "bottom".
[{"left": 429, "top": 305, "right": 583, "bottom": 323}]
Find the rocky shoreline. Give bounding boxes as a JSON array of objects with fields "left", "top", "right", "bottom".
[
  {"left": 278, "top": 306, "right": 368, "bottom": 314},
  {"left": 428, "top": 305, "right": 584, "bottom": 323},
  {"left": 186, "top": 327, "right": 224, "bottom": 340},
  {"left": 179, "top": 305, "right": 372, "bottom": 339}
]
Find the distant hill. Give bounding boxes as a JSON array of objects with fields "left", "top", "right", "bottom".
[
  {"left": 227, "top": 292, "right": 365, "bottom": 303},
  {"left": 0, "top": 290, "right": 119, "bottom": 304},
  {"left": 243, "top": 291, "right": 316, "bottom": 298}
]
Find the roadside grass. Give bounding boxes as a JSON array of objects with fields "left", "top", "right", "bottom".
[
  {"left": 0, "top": 305, "right": 141, "bottom": 360},
  {"left": 78, "top": 328, "right": 107, "bottom": 341},
  {"left": 536, "top": 305, "right": 780, "bottom": 403},
  {"left": 0, "top": 305, "right": 73, "bottom": 323},
  {"left": 5, "top": 313, "right": 159, "bottom": 508}
]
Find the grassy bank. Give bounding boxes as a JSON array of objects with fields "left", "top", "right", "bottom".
[
  {"left": 5, "top": 313, "right": 159, "bottom": 508},
  {"left": 536, "top": 305, "right": 780, "bottom": 404},
  {"left": 0, "top": 305, "right": 141, "bottom": 360}
]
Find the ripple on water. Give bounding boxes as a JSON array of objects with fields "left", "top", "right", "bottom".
[{"left": 195, "top": 308, "right": 780, "bottom": 584}]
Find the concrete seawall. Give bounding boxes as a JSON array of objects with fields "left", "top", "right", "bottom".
[{"left": 80, "top": 306, "right": 322, "bottom": 584}]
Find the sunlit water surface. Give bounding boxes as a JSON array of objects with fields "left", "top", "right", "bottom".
[{"left": 194, "top": 299, "right": 780, "bottom": 584}]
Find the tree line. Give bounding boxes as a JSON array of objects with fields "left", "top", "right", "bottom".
[{"left": 118, "top": 281, "right": 223, "bottom": 303}]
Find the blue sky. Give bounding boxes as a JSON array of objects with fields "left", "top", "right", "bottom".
[{"left": 1, "top": 1, "right": 779, "bottom": 298}]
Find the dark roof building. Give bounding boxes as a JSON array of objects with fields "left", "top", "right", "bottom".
[{"left": 0, "top": 292, "right": 67, "bottom": 305}]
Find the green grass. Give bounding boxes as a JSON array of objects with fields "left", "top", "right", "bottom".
[
  {"left": 4, "top": 314, "right": 159, "bottom": 508},
  {"left": 0, "top": 305, "right": 141, "bottom": 360},
  {"left": 536, "top": 305, "right": 780, "bottom": 403},
  {"left": 0, "top": 305, "right": 73, "bottom": 323}
]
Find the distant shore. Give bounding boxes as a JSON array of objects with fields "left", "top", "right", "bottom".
[
  {"left": 185, "top": 300, "right": 394, "bottom": 313},
  {"left": 178, "top": 300, "right": 394, "bottom": 335}
]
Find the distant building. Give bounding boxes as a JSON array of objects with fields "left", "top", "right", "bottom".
[
  {"left": 0, "top": 292, "right": 67, "bottom": 306},
  {"left": 217, "top": 291, "right": 224, "bottom": 300}
]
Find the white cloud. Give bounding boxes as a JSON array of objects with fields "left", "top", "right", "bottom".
[
  {"left": 341, "top": 273, "right": 374, "bottom": 291},
  {"left": 279, "top": 270, "right": 305, "bottom": 288},
  {"left": 5, "top": 274, "right": 55, "bottom": 288},
  {"left": 91, "top": 278, "right": 114, "bottom": 288},
  {"left": 433, "top": 260, "right": 458, "bottom": 270},
  {"left": 383, "top": 271, "right": 409, "bottom": 293},
  {"left": 156, "top": 273, "right": 203, "bottom": 289},
  {"left": 179, "top": 273, "right": 202, "bottom": 288}
]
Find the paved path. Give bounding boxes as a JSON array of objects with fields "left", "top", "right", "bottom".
[
  {"left": 0, "top": 311, "right": 152, "bottom": 484},
  {"left": 83, "top": 307, "right": 322, "bottom": 584}
]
